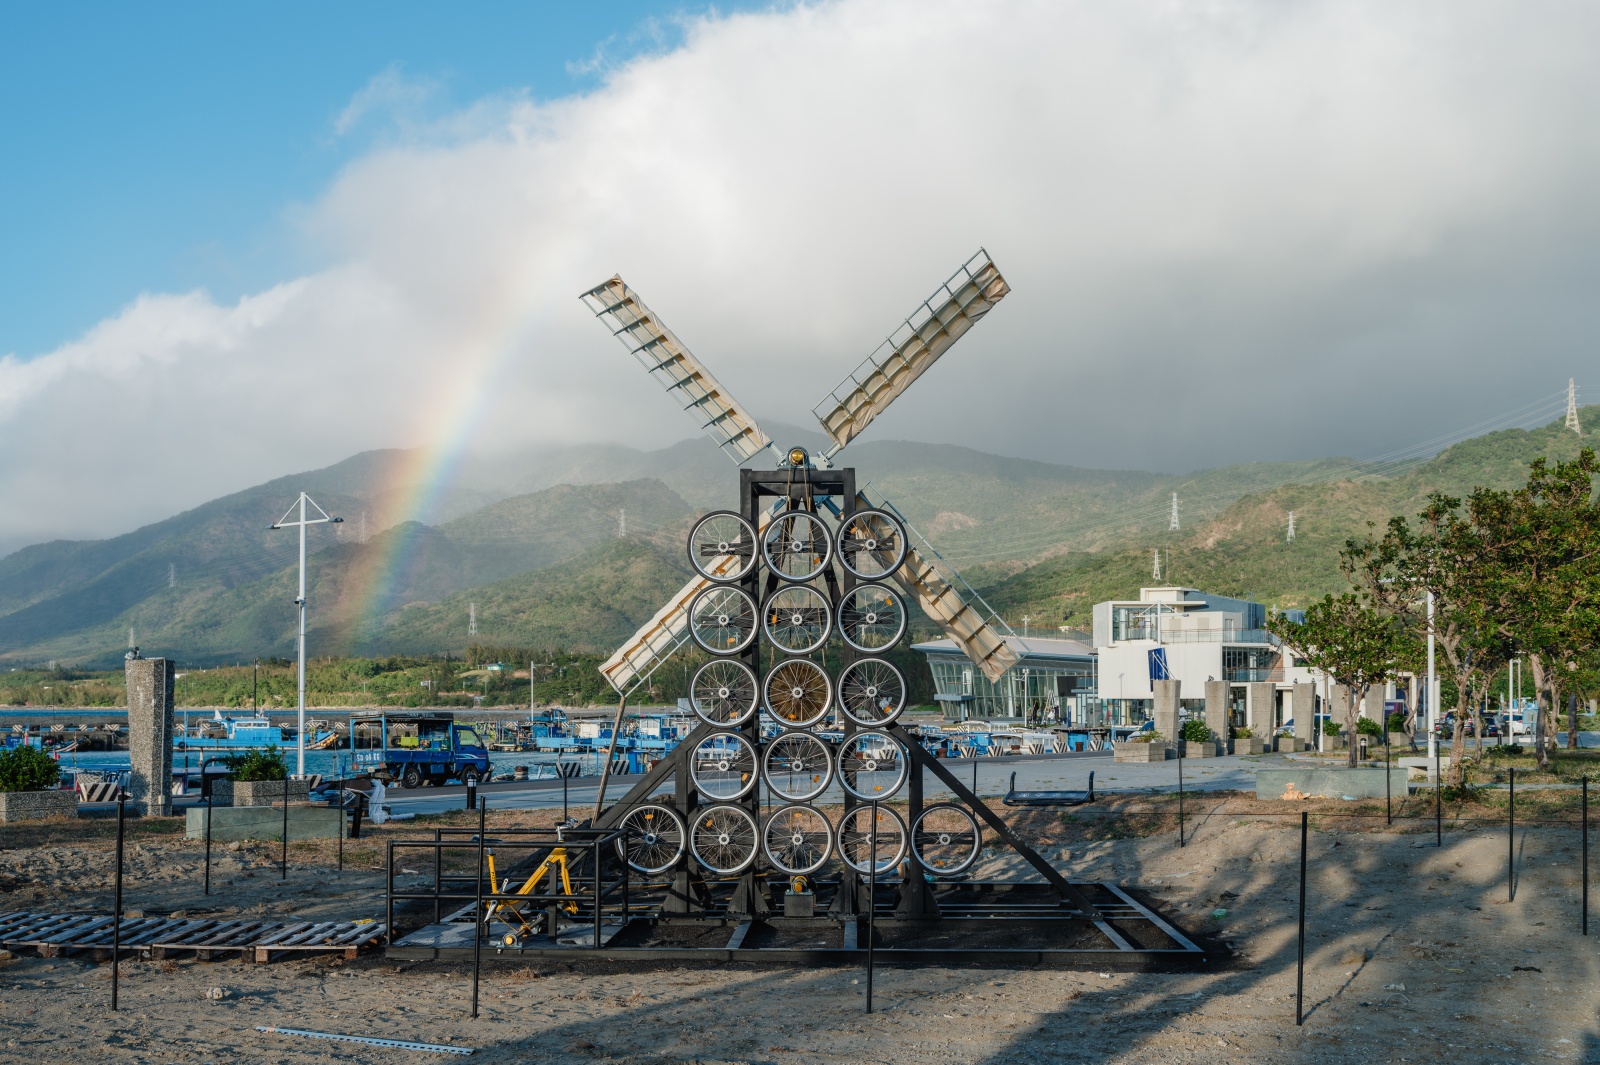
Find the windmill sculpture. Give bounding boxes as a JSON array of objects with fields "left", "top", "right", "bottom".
[{"left": 575, "top": 250, "right": 1099, "bottom": 921}]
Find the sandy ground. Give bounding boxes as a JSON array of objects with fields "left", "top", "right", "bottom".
[{"left": 3, "top": 800, "right": 1599, "bottom": 1064}]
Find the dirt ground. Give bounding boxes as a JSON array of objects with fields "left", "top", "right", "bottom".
[{"left": 2, "top": 798, "right": 1599, "bottom": 1064}]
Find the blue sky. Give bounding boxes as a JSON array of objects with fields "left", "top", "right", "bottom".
[{"left": 0, "top": 2, "right": 759, "bottom": 358}]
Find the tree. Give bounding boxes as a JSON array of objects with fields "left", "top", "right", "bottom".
[
  {"left": 1345, "top": 496, "right": 1510, "bottom": 785},
  {"left": 1269, "top": 593, "right": 1404, "bottom": 769},
  {"left": 1462, "top": 451, "right": 1600, "bottom": 770}
]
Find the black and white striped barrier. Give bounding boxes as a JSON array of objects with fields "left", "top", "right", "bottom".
[{"left": 78, "top": 781, "right": 125, "bottom": 802}]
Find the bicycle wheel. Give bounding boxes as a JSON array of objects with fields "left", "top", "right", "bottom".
[
  {"left": 688, "top": 585, "right": 758, "bottom": 655},
  {"left": 614, "top": 803, "right": 686, "bottom": 876},
  {"left": 762, "top": 584, "right": 832, "bottom": 654},
  {"left": 837, "top": 657, "right": 907, "bottom": 726},
  {"left": 762, "top": 511, "right": 832, "bottom": 582},
  {"left": 761, "top": 732, "right": 833, "bottom": 802},
  {"left": 836, "top": 729, "right": 908, "bottom": 800},
  {"left": 689, "top": 804, "right": 760, "bottom": 875},
  {"left": 762, "top": 804, "right": 833, "bottom": 876},
  {"left": 687, "top": 510, "right": 759, "bottom": 583},
  {"left": 911, "top": 803, "right": 981, "bottom": 875},
  {"left": 689, "top": 732, "right": 758, "bottom": 801},
  {"left": 690, "top": 659, "right": 759, "bottom": 727},
  {"left": 837, "top": 804, "right": 908, "bottom": 876},
  {"left": 763, "top": 658, "right": 832, "bottom": 729},
  {"left": 837, "top": 582, "right": 907, "bottom": 653},
  {"left": 837, "top": 508, "right": 907, "bottom": 579}
]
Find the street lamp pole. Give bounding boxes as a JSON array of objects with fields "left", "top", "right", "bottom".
[{"left": 269, "top": 492, "right": 342, "bottom": 778}]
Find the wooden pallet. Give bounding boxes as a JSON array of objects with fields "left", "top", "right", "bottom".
[{"left": 0, "top": 911, "right": 386, "bottom": 963}]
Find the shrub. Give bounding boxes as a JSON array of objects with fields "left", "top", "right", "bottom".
[
  {"left": 1129, "top": 731, "right": 1162, "bottom": 743},
  {"left": 1356, "top": 717, "right": 1383, "bottom": 737},
  {"left": 0, "top": 745, "right": 61, "bottom": 792},
  {"left": 227, "top": 746, "right": 287, "bottom": 782},
  {"left": 1180, "top": 719, "right": 1214, "bottom": 743},
  {"left": 1322, "top": 720, "right": 1342, "bottom": 737},
  {"left": 1234, "top": 726, "right": 1254, "bottom": 739},
  {"left": 1386, "top": 713, "right": 1408, "bottom": 733},
  {"left": 1487, "top": 744, "right": 1525, "bottom": 758}
]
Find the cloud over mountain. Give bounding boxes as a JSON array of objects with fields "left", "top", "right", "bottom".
[{"left": 5, "top": 0, "right": 1599, "bottom": 554}]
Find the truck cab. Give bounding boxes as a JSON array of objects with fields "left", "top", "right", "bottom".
[{"left": 350, "top": 711, "right": 491, "bottom": 789}]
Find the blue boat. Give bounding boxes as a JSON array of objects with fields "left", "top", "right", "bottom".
[{"left": 173, "top": 713, "right": 334, "bottom": 752}]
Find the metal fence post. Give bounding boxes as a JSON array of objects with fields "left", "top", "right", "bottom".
[
  {"left": 281, "top": 776, "right": 290, "bottom": 881},
  {"left": 112, "top": 794, "right": 125, "bottom": 1012},
  {"left": 1583, "top": 777, "right": 1590, "bottom": 936},
  {"left": 866, "top": 801, "right": 877, "bottom": 1014},
  {"left": 1384, "top": 733, "right": 1392, "bottom": 827},
  {"left": 472, "top": 803, "right": 485, "bottom": 1018},
  {"left": 204, "top": 790, "right": 214, "bottom": 896},
  {"left": 1295, "top": 810, "right": 1307, "bottom": 1026},
  {"left": 1508, "top": 766, "right": 1515, "bottom": 903},
  {"left": 1440, "top": 738, "right": 1452, "bottom": 844},
  {"left": 1177, "top": 746, "right": 1185, "bottom": 849}
]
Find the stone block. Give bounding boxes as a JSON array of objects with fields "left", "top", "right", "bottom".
[
  {"left": 1275, "top": 737, "right": 1310, "bottom": 753},
  {"left": 1256, "top": 767, "right": 1411, "bottom": 800},
  {"left": 1292, "top": 682, "right": 1316, "bottom": 743},
  {"left": 125, "top": 656, "right": 175, "bottom": 817},
  {"left": 1179, "top": 740, "right": 1220, "bottom": 758},
  {"left": 1114, "top": 742, "right": 1171, "bottom": 762},
  {"left": 0, "top": 789, "right": 78, "bottom": 822},
  {"left": 184, "top": 803, "right": 345, "bottom": 842},
  {"left": 1235, "top": 738, "right": 1268, "bottom": 755},
  {"left": 1153, "top": 680, "right": 1181, "bottom": 745},
  {"left": 231, "top": 779, "right": 311, "bottom": 807},
  {"left": 1203, "top": 680, "right": 1229, "bottom": 742}
]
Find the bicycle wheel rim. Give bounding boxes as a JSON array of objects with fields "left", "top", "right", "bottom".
[
  {"left": 690, "top": 659, "right": 759, "bottom": 726},
  {"left": 762, "top": 584, "right": 833, "bottom": 654},
  {"left": 837, "top": 582, "right": 907, "bottom": 653},
  {"left": 761, "top": 803, "right": 833, "bottom": 876},
  {"left": 763, "top": 658, "right": 833, "bottom": 728},
  {"left": 837, "top": 657, "right": 907, "bottom": 726},
  {"left": 836, "top": 729, "right": 908, "bottom": 800},
  {"left": 689, "top": 732, "right": 759, "bottom": 801},
  {"left": 689, "top": 804, "right": 760, "bottom": 875},
  {"left": 760, "top": 732, "right": 833, "bottom": 802},
  {"left": 688, "top": 510, "right": 758, "bottom": 583},
  {"left": 689, "top": 585, "right": 758, "bottom": 655},
  {"left": 837, "top": 804, "right": 908, "bottom": 875},
  {"left": 614, "top": 803, "right": 686, "bottom": 875},
  {"left": 911, "top": 802, "right": 981, "bottom": 875}
]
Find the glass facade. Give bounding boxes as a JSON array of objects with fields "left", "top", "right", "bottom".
[{"left": 919, "top": 638, "right": 1094, "bottom": 724}]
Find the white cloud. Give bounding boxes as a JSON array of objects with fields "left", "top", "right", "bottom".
[{"left": 5, "top": 0, "right": 1600, "bottom": 553}]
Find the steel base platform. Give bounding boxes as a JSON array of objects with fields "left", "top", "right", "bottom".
[{"left": 387, "top": 880, "right": 1210, "bottom": 970}]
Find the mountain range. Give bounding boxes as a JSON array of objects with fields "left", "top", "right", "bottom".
[{"left": 1, "top": 411, "right": 1593, "bottom": 667}]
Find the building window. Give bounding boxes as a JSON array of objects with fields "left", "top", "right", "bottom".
[{"left": 1223, "top": 647, "right": 1274, "bottom": 683}]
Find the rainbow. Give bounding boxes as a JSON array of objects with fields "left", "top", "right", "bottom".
[{"left": 343, "top": 275, "right": 553, "bottom": 638}]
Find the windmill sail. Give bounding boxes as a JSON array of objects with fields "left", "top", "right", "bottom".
[
  {"left": 858, "top": 488, "right": 1019, "bottom": 683},
  {"left": 814, "top": 250, "right": 1010, "bottom": 455},
  {"left": 599, "top": 509, "right": 777, "bottom": 694},
  {"left": 581, "top": 275, "right": 781, "bottom": 467}
]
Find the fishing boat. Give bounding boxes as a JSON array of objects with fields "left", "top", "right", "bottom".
[{"left": 173, "top": 712, "right": 335, "bottom": 752}]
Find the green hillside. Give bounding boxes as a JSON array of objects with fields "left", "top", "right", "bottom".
[
  {"left": 978, "top": 412, "right": 1600, "bottom": 627},
  {"left": 2, "top": 406, "right": 1594, "bottom": 668}
]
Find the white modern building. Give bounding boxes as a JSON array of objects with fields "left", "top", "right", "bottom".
[{"left": 1088, "top": 586, "right": 1320, "bottom": 731}]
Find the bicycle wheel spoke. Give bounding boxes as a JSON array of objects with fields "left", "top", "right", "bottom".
[{"left": 690, "top": 660, "right": 759, "bottom": 726}]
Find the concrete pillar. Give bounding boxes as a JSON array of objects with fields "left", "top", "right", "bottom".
[
  {"left": 1152, "top": 679, "right": 1181, "bottom": 745},
  {"left": 1247, "top": 682, "right": 1276, "bottom": 737},
  {"left": 1204, "top": 680, "right": 1229, "bottom": 741},
  {"left": 1293, "top": 682, "right": 1316, "bottom": 743},
  {"left": 125, "top": 655, "right": 174, "bottom": 816}
]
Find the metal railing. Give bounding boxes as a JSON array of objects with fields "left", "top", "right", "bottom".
[{"left": 384, "top": 826, "right": 632, "bottom": 952}]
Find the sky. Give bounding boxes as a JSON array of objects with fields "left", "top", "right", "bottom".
[{"left": 3, "top": 0, "right": 1599, "bottom": 554}]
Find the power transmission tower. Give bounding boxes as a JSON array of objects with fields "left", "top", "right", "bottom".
[
  {"left": 1287, "top": 511, "right": 1296, "bottom": 542},
  {"left": 269, "top": 492, "right": 343, "bottom": 778},
  {"left": 128, "top": 627, "right": 135, "bottom": 649},
  {"left": 1567, "top": 378, "right": 1582, "bottom": 434},
  {"left": 469, "top": 602, "right": 478, "bottom": 637},
  {"left": 1168, "top": 492, "right": 1180, "bottom": 531},
  {"left": 359, "top": 511, "right": 368, "bottom": 544},
  {"left": 1152, "top": 548, "right": 1162, "bottom": 581},
  {"left": 619, "top": 508, "right": 626, "bottom": 538},
  {"left": 167, "top": 563, "right": 175, "bottom": 588}
]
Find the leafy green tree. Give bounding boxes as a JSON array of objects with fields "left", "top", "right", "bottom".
[
  {"left": 1345, "top": 495, "right": 1510, "bottom": 784},
  {"left": 1461, "top": 451, "right": 1600, "bottom": 769},
  {"left": 1269, "top": 593, "right": 1403, "bottom": 768}
]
